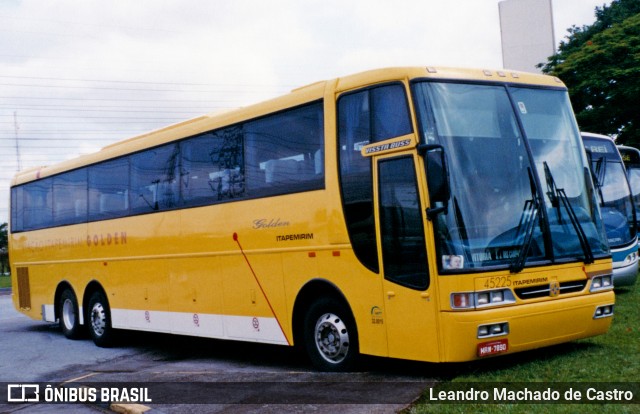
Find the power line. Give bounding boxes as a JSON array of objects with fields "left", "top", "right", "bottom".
[
  {"left": 13, "top": 112, "right": 21, "bottom": 171},
  {"left": 0, "top": 102, "right": 218, "bottom": 109},
  {"left": 0, "top": 132, "right": 150, "bottom": 135},
  {"left": 0, "top": 82, "right": 280, "bottom": 93},
  {"left": 0, "top": 115, "right": 186, "bottom": 119},
  {"left": 0, "top": 121, "right": 184, "bottom": 125},
  {"left": 0, "top": 106, "right": 210, "bottom": 114},
  {"left": 0, "top": 96, "right": 242, "bottom": 103},
  {"left": 0, "top": 137, "right": 137, "bottom": 141},
  {"left": 0, "top": 74, "right": 293, "bottom": 89}
]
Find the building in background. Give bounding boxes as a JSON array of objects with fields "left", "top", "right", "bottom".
[{"left": 499, "top": 0, "right": 555, "bottom": 73}]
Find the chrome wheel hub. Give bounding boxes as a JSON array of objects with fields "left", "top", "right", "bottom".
[
  {"left": 90, "top": 302, "right": 106, "bottom": 337},
  {"left": 314, "top": 312, "right": 350, "bottom": 364},
  {"left": 62, "top": 298, "right": 75, "bottom": 329}
]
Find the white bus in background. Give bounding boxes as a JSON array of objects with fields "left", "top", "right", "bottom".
[
  {"left": 583, "top": 132, "right": 638, "bottom": 286},
  {"left": 618, "top": 144, "right": 640, "bottom": 241}
]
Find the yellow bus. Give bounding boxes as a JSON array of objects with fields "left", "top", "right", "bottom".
[{"left": 9, "top": 67, "right": 615, "bottom": 371}]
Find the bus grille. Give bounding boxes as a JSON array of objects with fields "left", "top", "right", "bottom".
[
  {"left": 16, "top": 267, "right": 31, "bottom": 309},
  {"left": 514, "top": 280, "right": 587, "bottom": 300}
]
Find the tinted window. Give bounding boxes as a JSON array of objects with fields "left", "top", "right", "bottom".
[
  {"left": 372, "top": 85, "right": 412, "bottom": 140},
  {"left": 89, "top": 158, "right": 130, "bottom": 220},
  {"left": 181, "top": 126, "right": 244, "bottom": 206},
  {"left": 621, "top": 147, "right": 640, "bottom": 165},
  {"left": 378, "top": 157, "right": 429, "bottom": 289},
  {"left": 23, "top": 178, "right": 53, "bottom": 231},
  {"left": 11, "top": 187, "right": 22, "bottom": 232},
  {"left": 11, "top": 101, "right": 325, "bottom": 232},
  {"left": 53, "top": 169, "right": 87, "bottom": 226},
  {"left": 338, "top": 83, "right": 412, "bottom": 273},
  {"left": 131, "top": 144, "right": 180, "bottom": 213},
  {"left": 244, "top": 102, "right": 324, "bottom": 197}
]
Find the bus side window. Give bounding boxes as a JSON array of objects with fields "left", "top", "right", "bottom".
[
  {"left": 10, "top": 187, "right": 23, "bottom": 232},
  {"left": 130, "top": 144, "right": 180, "bottom": 213},
  {"left": 53, "top": 168, "right": 87, "bottom": 226},
  {"left": 244, "top": 102, "right": 324, "bottom": 197},
  {"left": 88, "top": 158, "right": 130, "bottom": 221},
  {"left": 23, "top": 178, "right": 53, "bottom": 231},
  {"left": 181, "top": 126, "right": 244, "bottom": 205},
  {"left": 371, "top": 84, "right": 412, "bottom": 141}
]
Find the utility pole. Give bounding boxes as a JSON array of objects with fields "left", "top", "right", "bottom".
[{"left": 14, "top": 111, "right": 22, "bottom": 172}]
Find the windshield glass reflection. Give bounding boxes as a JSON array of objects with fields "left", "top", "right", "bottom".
[{"left": 413, "top": 82, "right": 609, "bottom": 272}]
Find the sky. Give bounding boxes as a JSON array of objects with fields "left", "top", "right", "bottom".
[{"left": 0, "top": 0, "right": 611, "bottom": 224}]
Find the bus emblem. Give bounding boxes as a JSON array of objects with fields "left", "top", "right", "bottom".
[
  {"left": 370, "top": 306, "right": 384, "bottom": 325},
  {"left": 549, "top": 280, "right": 560, "bottom": 297}
]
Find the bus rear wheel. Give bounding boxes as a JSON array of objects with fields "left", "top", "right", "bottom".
[
  {"left": 303, "top": 297, "right": 359, "bottom": 372},
  {"left": 87, "top": 290, "right": 115, "bottom": 347},
  {"left": 58, "top": 288, "right": 83, "bottom": 339}
]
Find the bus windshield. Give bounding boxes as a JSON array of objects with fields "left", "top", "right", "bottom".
[
  {"left": 583, "top": 136, "right": 637, "bottom": 248},
  {"left": 413, "top": 82, "right": 609, "bottom": 272},
  {"left": 628, "top": 167, "right": 640, "bottom": 218},
  {"left": 619, "top": 146, "right": 640, "bottom": 231}
]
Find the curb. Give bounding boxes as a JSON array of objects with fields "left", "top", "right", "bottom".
[
  {"left": 0, "top": 288, "right": 11, "bottom": 296},
  {"left": 110, "top": 403, "right": 153, "bottom": 414}
]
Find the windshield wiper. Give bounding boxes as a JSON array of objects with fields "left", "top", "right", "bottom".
[
  {"left": 592, "top": 156, "right": 606, "bottom": 204},
  {"left": 510, "top": 168, "right": 540, "bottom": 273},
  {"left": 543, "top": 162, "right": 595, "bottom": 264},
  {"left": 452, "top": 196, "right": 473, "bottom": 266}
]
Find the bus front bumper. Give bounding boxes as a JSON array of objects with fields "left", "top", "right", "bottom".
[
  {"left": 612, "top": 259, "right": 638, "bottom": 287},
  {"left": 439, "top": 291, "right": 615, "bottom": 362}
]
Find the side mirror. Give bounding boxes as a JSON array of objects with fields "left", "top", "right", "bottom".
[{"left": 419, "top": 144, "right": 450, "bottom": 220}]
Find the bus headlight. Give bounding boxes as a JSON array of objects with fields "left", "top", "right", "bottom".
[
  {"left": 590, "top": 274, "right": 613, "bottom": 292},
  {"left": 451, "top": 289, "right": 515, "bottom": 310},
  {"left": 476, "top": 292, "right": 490, "bottom": 306},
  {"left": 491, "top": 290, "right": 504, "bottom": 302},
  {"left": 624, "top": 251, "right": 638, "bottom": 265}
]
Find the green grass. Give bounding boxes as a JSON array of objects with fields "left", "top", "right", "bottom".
[
  {"left": 406, "top": 282, "right": 639, "bottom": 413},
  {"left": 0, "top": 274, "right": 10, "bottom": 289}
]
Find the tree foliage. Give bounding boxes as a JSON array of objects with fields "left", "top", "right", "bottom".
[
  {"left": 0, "top": 223, "right": 7, "bottom": 250},
  {"left": 0, "top": 223, "right": 7, "bottom": 275},
  {"left": 541, "top": 0, "right": 640, "bottom": 146}
]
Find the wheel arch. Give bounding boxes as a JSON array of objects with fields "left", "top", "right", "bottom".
[
  {"left": 82, "top": 280, "right": 108, "bottom": 321},
  {"left": 53, "top": 281, "right": 76, "bottom": 321},
  {"left": 291, "top": 278, "right": 354, "bottom": 348}
]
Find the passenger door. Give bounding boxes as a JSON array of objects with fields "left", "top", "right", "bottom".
[{"left": 376, "top": 155, "right": 440, "bottom": 361}]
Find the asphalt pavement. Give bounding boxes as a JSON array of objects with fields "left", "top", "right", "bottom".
[{"left": 0, "top": 292, "right": 434, "bottom": 413}]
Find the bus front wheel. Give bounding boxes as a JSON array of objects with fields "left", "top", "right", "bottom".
[
  {"left": 87, "top": 290, "right": 115, "bottom": 347},
  {"left": 303, "top": 297, "right": 359, "bottom": 372},
  {"left": 58, "top": 288, "right": 83, "bottom": 339}
]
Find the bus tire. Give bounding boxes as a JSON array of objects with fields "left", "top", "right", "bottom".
[
  {"left": 58, "top": 288, "right": 83, "bottom": 339},
  {"left": 303, "top": 297, "right": 359, "bottom": 372},
  {"left": 87, "top": 290, "right": 115, "bottom": 347}
]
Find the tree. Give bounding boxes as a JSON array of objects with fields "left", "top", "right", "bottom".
[
  {"left": 0, "top": 223, "right": 7, "bottom": 275},
  {"left": 540, "top": 0, "right": 640, "bottom": 146},
  {"left": 0, "top": 223, "right": 6, "bottom": 249}
]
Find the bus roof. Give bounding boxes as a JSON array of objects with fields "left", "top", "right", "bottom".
[
  {"left": 11, "top": 66, "right": 566, "bottom": 186},
  {"left": 581, "top": 132, "right": 614, "bottom": 142}
]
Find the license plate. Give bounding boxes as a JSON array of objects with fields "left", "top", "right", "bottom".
[{"left": 477, "top": 339, "right": 509, "bottom": 357}]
